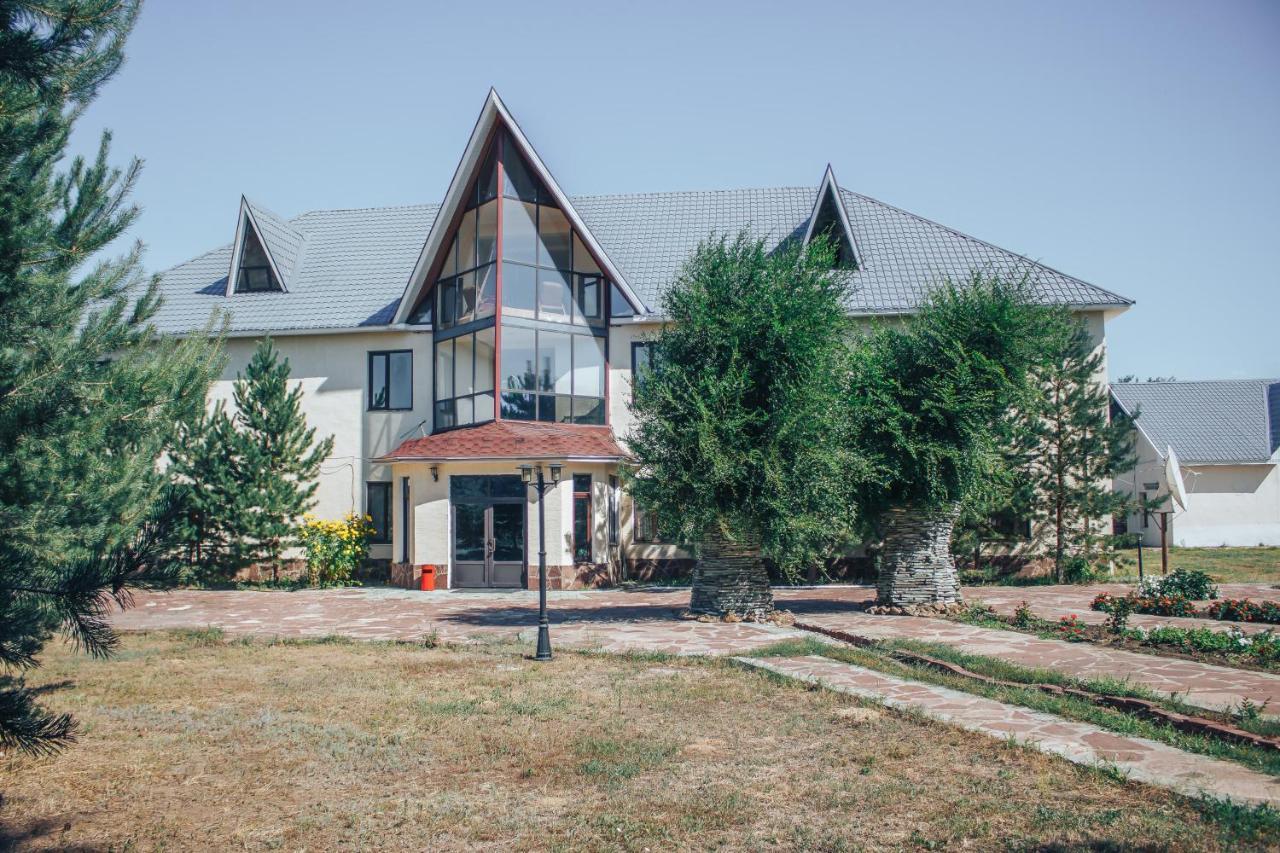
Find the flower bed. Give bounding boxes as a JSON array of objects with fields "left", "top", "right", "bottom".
[
  {"left": 1092, "top": 591, "right": 1197, "bottom": 618},
  {"left": 1205, "top": 598, "right": 1280, "bottom": 624},
  {"left": 1092, "top": 592, "right": 1280, "bottom": 626}
]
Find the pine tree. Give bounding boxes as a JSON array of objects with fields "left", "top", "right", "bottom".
[
  {"left": 1012, "top": 316, "right": 1137, "bottom": 581},
  {"left": 626, "top": 233, "right": 861, "bottom": 616},
  {"left": 224, "top": 340, "right": 334, "bottom": 581},
  {"left": 0, "top": 1, "right": 222, "bottom": 754},
  {"left": 167, "top": 403, "right": 241, "bottom": 580}
]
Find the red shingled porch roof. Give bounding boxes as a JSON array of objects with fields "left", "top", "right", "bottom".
[{"left": 377, "top": 420, "right": 627, "bottom": 462}]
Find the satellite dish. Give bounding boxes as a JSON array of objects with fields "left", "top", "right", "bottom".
[{"left": 1165, "top": 445, "right": 1189, "bottom": 511}]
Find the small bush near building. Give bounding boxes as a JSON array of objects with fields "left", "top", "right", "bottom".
[{"left": 298, "top": 513, "right": 374, "bottom": 587}]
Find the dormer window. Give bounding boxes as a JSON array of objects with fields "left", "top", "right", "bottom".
[
  {"left": 803, "top": 165, "right": 859, "bottom": 271},
  {"left": 234, "top": 221, "right": 282, "bottom": 292},
  {"left": 225, "top": 196, "right": 298, "bottom": 296},
  {"left": 812, "top": 192, "right": 857, "bottom": 270}
]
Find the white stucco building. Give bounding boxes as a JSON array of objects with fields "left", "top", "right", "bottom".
[
  {"left": 1113, "top": 379, "right": 1280, "bottom": 548},
  {"left": 151, "top": 90, "right": 1134, "bottom": 588}
]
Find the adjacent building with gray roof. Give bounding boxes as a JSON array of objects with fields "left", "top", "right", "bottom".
[{"left": 1112, "top": 380, "right": 1280, "bottom": 548}]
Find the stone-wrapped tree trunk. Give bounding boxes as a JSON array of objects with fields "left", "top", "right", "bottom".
[
  {"left": 689, "top": 523, "right": 773, "bottom": 617},
  {"left": 875, "top": 504, "right": 963, "bottom": 606}
]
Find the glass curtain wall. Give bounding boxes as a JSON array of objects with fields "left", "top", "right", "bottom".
[{"left": 413, "top": 130, "right": 611, "bottom": 431}]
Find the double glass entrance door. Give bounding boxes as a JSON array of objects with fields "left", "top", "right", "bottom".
[{"left": 452, "top": 476, "right": 526, "bottom": 588}]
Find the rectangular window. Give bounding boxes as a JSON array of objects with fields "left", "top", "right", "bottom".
[
  {"left": 632, "top": 341, "right": 653, "bottom": 388},
  {"left": 608, "top": 475, "right": 618, "bottom": 546},
  {"left": 433, "top": 329, "right": 495, "bottom": 431},
  {"left": 400, "top": 477, "right": 410, "bottom": 563},
  {"left": 366, "top": 482, "right": 392, "bottom": 544},
  {"left": 573, "top": 474, "right": 592, "bottom": 563},
  {"left": 634, "top": 502, "right": 660, "bottom": 543},
  {"left": 538, "top": 206, "right": 572, "bottom": 270},
  {"left": 369, "top": 350, "right": 412, "bottom": 411},
  {"left": 499, "top": 328, "right": 605, "bottom": 424},
  {"left": 502, "top": 198, "right": 538, "bottom": 266}
]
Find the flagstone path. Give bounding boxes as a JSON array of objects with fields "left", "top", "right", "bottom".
[
  {"left": 793, "top": 608, "right": 1280, "bottom": 714},
  {"left": 967, "top": 582, "right": 1280, "bottom": 635},
  {"left": 738, "top": 655, "right": 1280, "bottom": 806}
]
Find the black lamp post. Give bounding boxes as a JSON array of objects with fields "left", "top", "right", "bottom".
[{"left": 519, "top": 461, "right": 562, "bottom": 661}]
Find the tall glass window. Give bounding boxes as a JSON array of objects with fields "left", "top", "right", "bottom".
[
  {"left": 423, "top": 129, "right": 614, "bottom": 431},
  {"left": 499, "top": 328, "right": 604, "bottom": 425}
]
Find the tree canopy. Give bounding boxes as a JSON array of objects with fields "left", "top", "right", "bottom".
[
  {"left": 626, "top": 232, "right": 861, "bottom": 580},
  {"left": 848, "top": 276, "right": 1058, "bottom": 523}
]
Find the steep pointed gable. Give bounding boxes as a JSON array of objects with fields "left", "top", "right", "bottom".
[
  {"left": 225, "top": 196, "right": 305, "bottom": 295},
  {"left": 803, "top": 165, "right": 859, "bottom": 269},
  {"left": 394, "top": 89, "right": 645, "bottom": 324}
]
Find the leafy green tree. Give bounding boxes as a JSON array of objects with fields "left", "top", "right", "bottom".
[
  {"left": 626, "top": 233, "right": 860, "bottom": 616},
  {"left": 1009, "top": 315, "right": 1138, "bottom": 581},
  {"left": 847, "top": 276, "right": 1055, "bottom": 606},
  {"left": 222, "top": 340, "right": 334, "bottom": 581},
  {"left": 0, "top": 0, "right": 222, "bottom": 754}
]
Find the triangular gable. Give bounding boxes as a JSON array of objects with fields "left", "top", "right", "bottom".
[
  {"left": 803, "top": 165, "right": 859, "bottom": 269},
  {"left": 393, "top": 89, "right": 646, "bottom": 324},
  {"left": 225, "top": 196, "right": 305, "bottom": 295}
]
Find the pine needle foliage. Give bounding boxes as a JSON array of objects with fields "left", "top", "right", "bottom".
[
  {"left": 1007, "top": 314, "right": 1138, "bottom": 580},
  {"left": 220, "top": 339, "right": 334, "bottom": 581},
  {"left": 625, "top": 232, "right": 861, "bottom": 580},
  {"left": 0, "top": 0, "right": 223, "bottom": 755}
]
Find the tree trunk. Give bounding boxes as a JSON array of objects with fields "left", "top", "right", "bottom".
[
  {"left": 689, "top": 523, "right": 773, "bottom": 617},
  {"left": 875, "top": 504, "right": 963, "bottom": 607}
]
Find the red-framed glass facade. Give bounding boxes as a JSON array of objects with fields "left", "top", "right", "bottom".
[{"left": 410, "top": 130, "right": 612, "bottom": 433}]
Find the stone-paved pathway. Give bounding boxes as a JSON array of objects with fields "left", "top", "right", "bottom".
[
  {"left": 794, "top": 609, "right": 1280, "bottom": 714},
  {"left": 111, "top": 585, "right": 1280, "bottom": 711},
  {"left": 738, "top": 655, "right": 1280, "bottom": 806},
  {"left": 968, "top": 583, "right": 1280, "bottom": 635},
  {"left": 111, "top": 586, "right": 807, "bottom": 656}
]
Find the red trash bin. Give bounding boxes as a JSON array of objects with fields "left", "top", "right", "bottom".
[{"left": 419, "top": 564, "right": 437, "bottom": 592}]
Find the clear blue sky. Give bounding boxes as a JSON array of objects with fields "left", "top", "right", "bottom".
[{"left": 70, "top": 0, "right": 1279, "bottom": 380}]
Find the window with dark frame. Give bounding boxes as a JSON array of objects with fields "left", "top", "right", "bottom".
[
  {"left": 631, "top": 342, "right": 653, "bottom": 387},
  {"left": 368, "top": 350, "right": 413, "bottom": 411},
  {"left": 608, "top": 475, "right": 618, "bottom": 547},
  {"left": 573, "top": 474, "right": 592, "bottom": 564},
  {"left": 634, "top": 502, "right": 660, "bottom": 543},
  {"left": 366, "top": 482, "right": 392, "bottom": 544},
  {"left": 234, "top": 222, "right": 283, "bottom": 293}
]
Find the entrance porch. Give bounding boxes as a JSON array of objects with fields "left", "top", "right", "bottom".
[{"left": 378, "top": 420, "right": 629, "bottom": 590}]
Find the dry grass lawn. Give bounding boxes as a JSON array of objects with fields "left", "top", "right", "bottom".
[
  {"left": 1114, "top": 546, "right": 1280, "bottom": 585},
  {"left": 0, "top": 631, "right": 1271, "bottom": 851}
]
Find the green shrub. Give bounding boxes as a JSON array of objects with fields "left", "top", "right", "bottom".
[
  {"left": 1144, "top": 568, "right": 1218, "bottom": 601},
  {"left": 1061, "top": 556, "right": 1100, "bottom": 584},
  {"left": 1105, "top": 595, "right": 1133, "bottom": 634}
]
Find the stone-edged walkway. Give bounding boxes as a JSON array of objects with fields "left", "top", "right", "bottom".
[
  {"left": 739, "top": 655, "right": 1280, "bottom": 807},
  {"left": 110, "top": 585, "right": 1280, "bottom": 711},
  {"left": 968, "top": 583, "right": 1280, "bottom": 635},
  {"left": 794, "top": 609, "right": 1280, "bottom": 714}
]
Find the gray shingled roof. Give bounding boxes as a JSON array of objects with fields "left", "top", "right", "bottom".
[
  {"left": 245, "top": 198, "right": 307, "bottom": 288},
  {"left": 1111, "top": 380, "right": 1280, "bottom": 465},
  {"left": 148, "top": 186, "right": 1132, "bottom": 335}
]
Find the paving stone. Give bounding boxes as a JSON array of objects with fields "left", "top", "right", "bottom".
[
  {"left": 793, "top": 608, "right": 1280, "bottom": 714},
  {"left": 738, "top": 655, "right": 1280, "bottom": 806}
]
